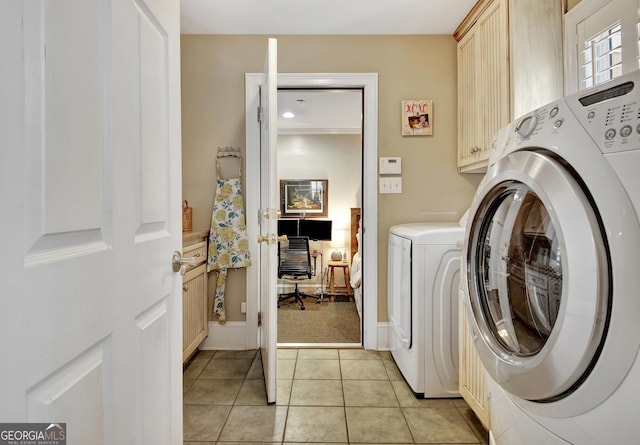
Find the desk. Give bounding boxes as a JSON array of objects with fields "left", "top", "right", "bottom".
[{"left": 326, "top": 261, "right": 353, "bottom": 302}]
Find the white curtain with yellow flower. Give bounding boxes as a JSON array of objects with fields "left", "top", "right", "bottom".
[{"left": 208, "top": 177, "right": 251, "bottom": 324}]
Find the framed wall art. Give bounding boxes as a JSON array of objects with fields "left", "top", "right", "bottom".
[
  {"left": 402, "top": 99, "right": 433, "bottom": 136},
  {"left": 280, "top": 179, "right": 328, "bottom": 218}
]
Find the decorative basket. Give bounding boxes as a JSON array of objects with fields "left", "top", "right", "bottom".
[{"left": 182, "top": 200, "right": 193, "bottom": 232}]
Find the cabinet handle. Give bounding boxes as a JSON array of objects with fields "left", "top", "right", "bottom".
[{"left": 183, "top": 285, "right": 188, "bottom": 292}]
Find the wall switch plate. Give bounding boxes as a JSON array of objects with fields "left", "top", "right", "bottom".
[
  {"left": 240, "top": 302, "right": 247, "bottom": 313},
  {"left": 379, "top": 177, "right": 402, "bottom": 194},
  {"left": 379, "top": 157, "right": 402, "bottom": 174}
]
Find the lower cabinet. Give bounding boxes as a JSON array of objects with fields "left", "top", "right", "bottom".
[
  {"left": 182, "top": 239, "right": 208, "bottom": 363},
  {"left": 459, "top": 287, "right": 490, "bottom": 431}
]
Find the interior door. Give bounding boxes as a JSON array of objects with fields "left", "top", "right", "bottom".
[
  {"left": 259, "top": 38, "right": 279, "bottom": 404},
  {"left": 1, "top": 1, "right": 183, "bottom": 443}
]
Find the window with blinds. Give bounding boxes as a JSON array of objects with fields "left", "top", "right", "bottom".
[
  {"left": 580, "top": 22, "right": 622, "bottom": 90},
  {"left": 564, "top": 0, "right": 638, "bottom": 94}
]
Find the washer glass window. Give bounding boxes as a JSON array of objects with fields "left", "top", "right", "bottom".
[{"left": 474, "top": 182, "right": 562, "bottom": 356}]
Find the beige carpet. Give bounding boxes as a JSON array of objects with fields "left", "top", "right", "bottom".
[{"left": 277, "top": 299, "right": 361, "bottom": 343}]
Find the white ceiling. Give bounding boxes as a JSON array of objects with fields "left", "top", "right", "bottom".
[
  {"left": 278, "top": 90, "right": 362, "bottom": 134},
  {"left": 180, "top": 0, "right": 477, "bottom": 35}
]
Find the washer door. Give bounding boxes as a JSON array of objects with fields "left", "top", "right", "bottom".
[
  {"left": 388, "top": 233, "right": 412, "bottom": 348},
  {"left": 466, "top": 150, "right": 610, "bottom": 401}
]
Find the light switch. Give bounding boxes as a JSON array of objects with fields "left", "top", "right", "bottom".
[
  {"left": 379, "top": 157, "right": 402, "bottom": 175},
  {"left": 379, "top": 177, "right": 402, "bottom": 194}
]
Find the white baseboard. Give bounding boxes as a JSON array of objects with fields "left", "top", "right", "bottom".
[
  {"left": 376, "top": 321, "right": 391, "bottom": 351},
  {"left": 198, "top": 321, "right": 247, "bottom": 350}
]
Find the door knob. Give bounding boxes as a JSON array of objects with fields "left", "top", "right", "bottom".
[
  {"left": 262, "top": 208, "right": 282, "bottom": 219},
  {"left": 172, "top": 251, "right": 199, "bottom": 275},
  {"left": 258, "top": 234, "right": 285, "bottom": 244}
]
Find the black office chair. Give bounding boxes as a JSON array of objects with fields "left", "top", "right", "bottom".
[{"left": 278, "top": 236, "right": 316, "bottom": 310}]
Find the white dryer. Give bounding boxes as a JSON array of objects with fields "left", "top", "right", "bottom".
[
  {"left": 462, "top": 71, "right": 640, "bottom": 444},
  {"left": 388, "top": 222, "right": 464, "bottom": 398}
]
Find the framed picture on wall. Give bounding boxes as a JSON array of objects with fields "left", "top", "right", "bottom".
[
  {"left": 280, "top": 179, "right": 328, "bottom": 218},
  {"left": 402, "top": 99, "right": 433, "bottom": 136}
]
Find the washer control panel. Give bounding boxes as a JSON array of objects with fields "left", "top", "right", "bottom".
[
  {"left": 495, "top": 72, "right": 640, "bottom": 161},
  {"left": 509, "top": 104, "right": 561, "bottom": 143},
  {"left": 566, "top": 75, "right": 640, "bottom": 154}
]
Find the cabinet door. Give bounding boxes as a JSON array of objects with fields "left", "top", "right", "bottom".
[
  {"left": 457, "top": 0, "right": 509, "bottom": 173},
  {"left": 459, "top": 289, "right": 490, "bottom": 430},
  {"left": 183, "top": 263, "right": 208, "bottom": 362},
  {"left": 457, "top": 27, "right": 481, "bottom": 169},
  {"left": 478, "top": 0, "right": 509, "bottom": 158}
]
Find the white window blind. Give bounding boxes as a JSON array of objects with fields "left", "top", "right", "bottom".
[
  {"left": 565, "top": 0, "right": 639, "bottom": 94},
  {"left": 580, "top": 22, "right": 622, "bottom": 90}
]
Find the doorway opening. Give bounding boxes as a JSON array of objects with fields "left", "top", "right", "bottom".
[
  {"left": 245, "top": 72, "right": 379, "bottom": 351},
  {"left": 276, "top": 88, "right": 363, "bottom": 346}
]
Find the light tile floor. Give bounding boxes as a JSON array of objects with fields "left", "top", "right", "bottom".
[{"left": 183, "top": 348, "right": 489, "bottom": 444}]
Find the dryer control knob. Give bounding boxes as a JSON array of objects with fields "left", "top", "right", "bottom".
[{"left": 515, "top": 115, "right": 538, "bottom": 138}]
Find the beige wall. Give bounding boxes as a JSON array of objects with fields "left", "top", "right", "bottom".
[
  {"left": 567, "top": 0, "right": 581, "bottom": 10},
  {"left": 181, "top": 35, "right": 481, "bottom": 323},
  {"left": 278, "top": 133, "right": 362, "bottom": 279}
]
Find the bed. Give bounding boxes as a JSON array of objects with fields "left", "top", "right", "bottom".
[{"left": 349, "top": 208, "right": 362, "bottom": 319}]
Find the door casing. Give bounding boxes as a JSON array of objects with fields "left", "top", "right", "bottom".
[{"left": 245, "top": 73, "right": 379, "bottom": 350}]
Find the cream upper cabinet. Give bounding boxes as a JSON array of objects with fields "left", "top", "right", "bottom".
[
  {"left": 457, "top": 26, "right": 481, "bottom": 171},
  {"left": 456, "top": 0, "right": 563, "bottom": 173},
  {"left": 457, "top": 0, "right": 508, "bottom": 173}
]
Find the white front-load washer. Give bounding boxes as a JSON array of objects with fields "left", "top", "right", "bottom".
[
  {"left": 388, "top": 222, "right": 464, "bottom": 398},
  {"left": 462, "top": 71, "right": 640, "bottom": 444}
]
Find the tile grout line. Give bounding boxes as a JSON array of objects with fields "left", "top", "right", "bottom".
[
  {"left": 185, "top": 348, "right": 487, "bottom": 444},
  {"left": 215, "top": 351, "right": 242, "bottom": 443},
  {"left": 387, "top": 356, "right": 418, "bottom": 445},
  {"left": 338, "top": 351, "right": 351, "bottom": 444}
]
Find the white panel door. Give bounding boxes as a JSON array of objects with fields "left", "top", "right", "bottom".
[
  {"left": 1, "top": 1, "right": 183, "bottom": 443},
  {"left": 259, "top": 38, "right": 279, "bottom": 404}
]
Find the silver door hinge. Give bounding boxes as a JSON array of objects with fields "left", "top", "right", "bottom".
[{"left": 257, "top": 312, "right": 262, "bottom": 327}]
